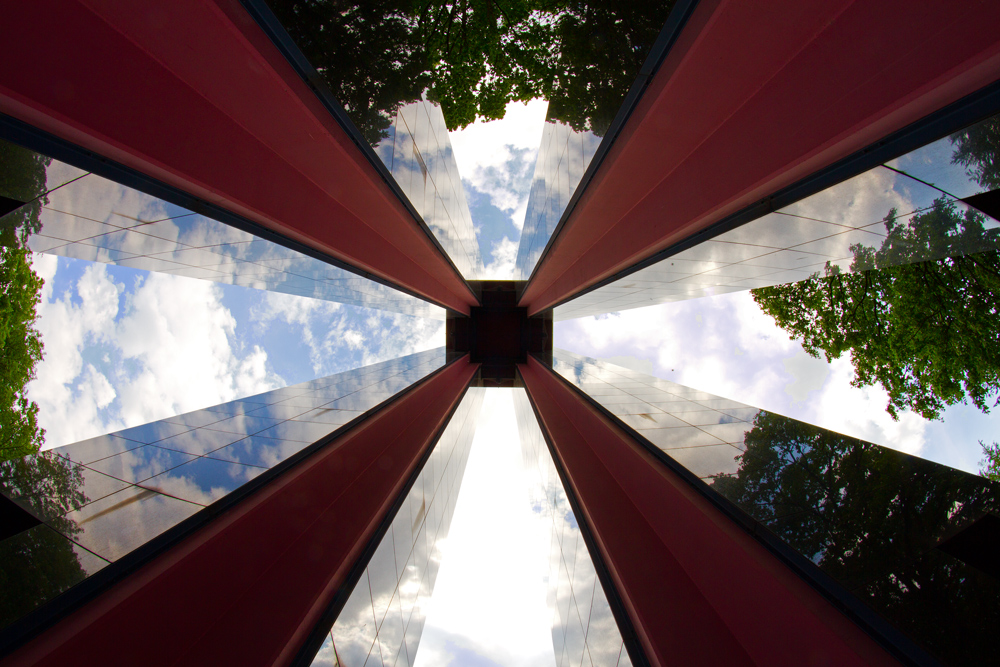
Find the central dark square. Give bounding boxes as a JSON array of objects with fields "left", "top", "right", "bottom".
[{"left": 446, "top": 281, "right": 551, "bottom": 387}]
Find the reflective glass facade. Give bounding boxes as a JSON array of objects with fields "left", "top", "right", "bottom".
[
  {"left": 1, "top": 2, "right": 999, "bottom": 665},
  {"left": 551, "top": 350, "right": 1000, "bottom": 665},
  {"left": 555, "top": 113, "right": 1000, "bottom": 320},
  {"left": 514, "top": 389, "right": 631, "bottom": 667},
  {"left": 373, "top": 99, "right": 482, "bottom": 280},
  {"left": 0, "top": 350, "right": 445, "bottom": 630},
  {"left": 515, "top": 121, "right": 601, "bottom": 280},
  {"left": 0, "top": 139, "right": 440, "bottom": 319},
  {"left": 311, "top": 386, "right": 484, "bottom": 667}
]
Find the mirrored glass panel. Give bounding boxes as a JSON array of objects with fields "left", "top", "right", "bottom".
[
  {"left": 513, "top": 388, "right": 630, "bottom": 667},
  {"left": 556, "top": 112, "right": 1000, "bottom": 320},
  {"left": 0, "top": 349, "right": 446, "bottom": 632},
  {"left": 515, "top": 120, "right": 602, "bottom": 279},
  {"left": 0, "top": 138, "right": 440, "bottom": 319},
  {"left": 313, "top": 386, "right": 485, "bottom": 667},
  {"left": 377, "top": 99, "right": 482, "bottom": 279},
  {"left": 551, "top": 350, "right": 1000, "bottom": 666}
]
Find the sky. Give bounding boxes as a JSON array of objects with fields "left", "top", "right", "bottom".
[
  {"left": 449, "top": 99, "right": 547, "bottom": 278},
  {"left": 28, "top": 254, "right": 444, "bottom": 449}
]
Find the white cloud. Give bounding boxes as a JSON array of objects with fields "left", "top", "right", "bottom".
[
  {"left": 253, "top": 290, "right": 445, "bottom": 375},
  {"left": 361, "top": 311, "right": 444, "bottom": 366},
  {"left": 450, "top": 100, "right": 548, "bottom": 231},
  {"left": 481, "top": 236, "right": 519, "bottom": 279},
  {"left": 253, "top": 290, "right": 344, "bottom": 374},
  {"left": 29, "top": 259, "right": 282, "bottom": 449},
  {"left": 449, "top": 100, "right": 548, "bottom": 182}
]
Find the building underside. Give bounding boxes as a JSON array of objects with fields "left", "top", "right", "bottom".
[{"left": 1, "top": 1, "right": 999, "bottom": 665}]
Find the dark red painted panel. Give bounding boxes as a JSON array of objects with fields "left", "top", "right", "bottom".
[
  {"left": 0, "top": 0, "right": 476, "bottom": 314},
  {"left": 2, "top": 359, "right": 479, "bottom": 667},
  {"left": 520, "top": 0, "right": 1000, "bottom": 314},
  {"left": 519, "top": 358, "right": 896, "bottom": 667}
]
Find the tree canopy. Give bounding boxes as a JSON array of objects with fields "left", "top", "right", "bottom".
[
  {"left": 266, "top": 0, "right": 675, "bottom": 141},
  {"left": 0, "top": 140, "right": 48, "bottom": 462},
  {"left": 711, "top": 411, "right": 1000, "bottom": 665},
  {"left": 951, "top": 115, "right": 1000, "bottom": 191},
  {"left": 543, "top": 0, "right": 675, "bottom": 136}
]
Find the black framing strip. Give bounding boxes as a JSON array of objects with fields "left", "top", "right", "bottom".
[
  {"left": 542, "top": 77, "right": 1000, "bottom": 312},
  {"left": 531, "top": 354, "right": 940, "bottom": 667},
  {"left": 238, "top": 0, "right": 478, "bottom": 303},
  {"left": 0, "top": 113, "right": 459, "bottom": 314},
  {"left": 516, "top": 367, "right": 652, "bottom": 667},
  {"left": 522, "top": 0, "right": 701, "bottom": 287},
  {"left": 290, "top": 374, "right": 479, "bottom": 667},
  {"left": 0, "top": 354, "right": 466, "bottom": 659}
]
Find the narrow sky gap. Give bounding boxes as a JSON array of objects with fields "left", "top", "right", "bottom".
[
  {"left": 449, "top": 100, "right": 548, "bottom": 279},
  {"left": 414, "top": 389, "right": 555, "bottom": 667}
]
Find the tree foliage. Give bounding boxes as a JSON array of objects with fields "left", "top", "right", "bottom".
[
  {"left": 0, "top": 140, "right": 88, "bottom": 622},
  {"left": 951, "top": 115, "right": 1000, "bottom": 191},
  {"left": 266, "top": 0, "right": 673, "bottom": 140},
  {"left": 981, "top": 440, "right": 1000, "bottom": 481},
  {"left": 543, "top": 0, "right": 675, "bottom": 136},
  {"left": 0, "top": 140, "right": 48, "bottom": 461},
  {"left": 753, "top": 198, "right": 1000, "bottom": 420},
  {"left": 753, "top": 116, "right": 1000, "bottom": 422},
  {"left": 711, "top": 411, "right": 1000, "bottom": 665}
]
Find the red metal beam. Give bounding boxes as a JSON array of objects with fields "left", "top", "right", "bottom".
[
  {"left": 2, "top": 358, "right": 479, "bottom": 667},
  {"left": 520, "top": 0, "right": 1000, "bottom": 314},
  {"left": 0, "top": 0, "right": 477, "bottom": 314},
  {"left": 519, "top": 357, "right": 896, "bottom": 666}
]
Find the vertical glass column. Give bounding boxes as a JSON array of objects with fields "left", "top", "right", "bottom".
[
  {"left": 555, "top": 111, "right": 1000, "bottom": 320},
  {"left": 310, "top": 386, "right": 485, "bottom": 667},
  {"left": 377, "top": 100, "right": 482, "bottom": 280},
  {"left": 515, "top": 121, "right": 601, "bottom": 280},
  {"left": 513, "top": 388, "right": 631, "bottom": 667},
  {"left": 0, "top": 139, "right": 440, "bottom": 319}
]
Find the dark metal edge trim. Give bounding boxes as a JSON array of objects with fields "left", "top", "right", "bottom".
[
  {"left": 543, "top": 78, "right": 1000, "bottom": 312},
  {"left": 521, "top": 0, "right": 701, "bottom": 288},
  {"left": 238, "top": 0, "right": 479, "bottom": 302},
  {"left": 0, "top": 113, "right": 464, "bottom": 314},
  {"left": 290, "top": 368, "right": 477, "bottom": 667},
  {"left": 531, "top": 353, "right": 942, "bottom": 667},
  {"left": 0, "top": 353, "right": 463, "bottom": 658},
  {"left": 516, "top": 366, "right": 653, "bottom": 667}
]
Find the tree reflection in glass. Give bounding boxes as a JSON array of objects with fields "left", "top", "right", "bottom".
[
  {"left": 0, "top": 453, "right": 91, "bottom": 628},
  {"left": 753, "top": 116, "right": 1000, "bottom": 476},
  {"left": 711, "top": 411, "right": 1000, "bottom": 665}
]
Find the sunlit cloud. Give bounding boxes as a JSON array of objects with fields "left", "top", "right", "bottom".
[{"left": 29, "top": 257, "right": 282, "bottom": 449}]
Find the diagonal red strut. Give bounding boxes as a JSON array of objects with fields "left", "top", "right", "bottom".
[
  {"left": 519, "top": 357, "right": 897, "bottom": 667},
  {"left": 0, "top": 0, "right": 477, "bottom": 314},
  {"left": 520, "top": 0, "right": 1000, "bottom": 315},
  {"left": 2, "top": 358, "right": 479, "bottom": 667}
]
